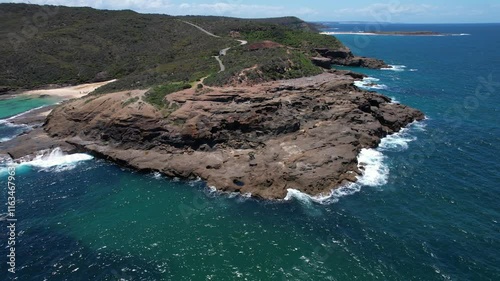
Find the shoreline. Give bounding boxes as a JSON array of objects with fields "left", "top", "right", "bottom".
[
  {"left": 0, "top": 71, "right": 425, "bottom": 200},
  {"left": 20, "top": 79, "right": 116, "bottom": 100}
]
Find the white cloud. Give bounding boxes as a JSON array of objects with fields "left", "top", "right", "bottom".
[
  {"left": 3, "top": 0, "right": 318, "bottom": 18},
  {"left": 331, "top": 2, "right": 437, "bottom": 22}
]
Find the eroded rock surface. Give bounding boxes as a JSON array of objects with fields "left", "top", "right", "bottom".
[
  {"left": 2, "top": 73, "right": 424, "bottom": 199},
  {"left": 314, "top": 47, "right": 390, "bottom": 69}
]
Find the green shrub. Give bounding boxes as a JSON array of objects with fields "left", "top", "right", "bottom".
[
  {"left": 122, "top": 96, "right": 139, "bottom": 107},
  {"left": 143, "top": 82, "right": 191, "bottom": 108}
]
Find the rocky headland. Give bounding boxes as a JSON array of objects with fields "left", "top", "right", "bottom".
[
  {"left": 1, "top": 71, "right": 424, "bottom": 199},
  {"left": 313, "top": 47, "right": 390, "bottom": 69},
  {"left": 0, "top": 4, "right": 425, "bottom": 200}
]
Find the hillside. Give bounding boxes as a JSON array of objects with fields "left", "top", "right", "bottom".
[
  {"left": 0, "top": 4, "right": 230, "bottom": 91},
  {"left": 0, "top": 3, "right": 345, "bottom": 96}
]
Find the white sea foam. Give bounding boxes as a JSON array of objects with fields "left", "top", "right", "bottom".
[
  {"left": 206, "top": 185, "right": 252, "bottom": 202},
  {"left": 284, "top": 188, "right": 315, "bottom": 204},
  {"left": 382, "top": 65, "right": 407, "bottom": 72},
  {"left": 0, "top": 120, "right": 29, "bottom": 128},
  {"left": 284, "top": 182, "right": 362, "bottom": 205},
  {"left": 356, "top": 148, "right": 389, "bottom": 186},
  {"left": 378, "top": 133, "right": 415, "bottom": 152},
  {"left": 17, "top": 147, "right": 93, "bottom": 172},
  {"left": 354, "top": 77, "right": 388, "bottom": 90},
  {"left": 285, "top": 148, "right": 388, "bottom": 205},
  {"left": 390, "top": 97, "right": 400, "bottom": 104},
  {"left": 413, "top": 120, "right": 428, "bottom": 131},
  {"left": 285, "top": 120, "right": 426, "bottom": 205}
]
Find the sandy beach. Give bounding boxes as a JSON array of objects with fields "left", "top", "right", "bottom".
[{"left": 21, "top": 79, "right": 116, "bottom": 100}]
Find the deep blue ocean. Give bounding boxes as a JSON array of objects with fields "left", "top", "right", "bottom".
[{"left": 0, "top": 23, "right": 499, "bottom": 280}]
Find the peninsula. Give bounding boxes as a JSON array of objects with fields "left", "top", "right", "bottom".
[{"left": 0, "top": 4, "right": 424, "bottom": 199}]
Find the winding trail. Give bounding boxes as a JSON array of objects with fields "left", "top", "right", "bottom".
[
  {"left": 179, "top": 20, "right": 248, "bottom": 72},
  {"left": 214, "top": 55, "right": 225, "bottom": 72},
  {"left": 179, "top": 20, "right": 221, "bottom": 38}
]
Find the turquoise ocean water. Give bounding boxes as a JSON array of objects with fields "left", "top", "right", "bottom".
[{"left": 0, "top": 23, "right": 499, "bottom": 280}]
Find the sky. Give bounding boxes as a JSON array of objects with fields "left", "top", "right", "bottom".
[{"left": 1, "top": 0, "right": 499, "bottom": 23}]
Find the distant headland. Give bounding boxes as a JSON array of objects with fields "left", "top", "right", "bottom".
[{"left": 321, "top": 31, "right": 470, "bottom": 36}]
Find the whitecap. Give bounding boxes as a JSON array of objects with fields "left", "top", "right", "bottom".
[
  {"left": 381, "top": 65, "right": 407, "bottom": 72},
  {"left": 378, "top": 130, "right": 416, "bottom": 152},
  {"left": 356, "top": 148, "right": 389, "bottom": 186},
  {"left": 354, "top": 77, "right": 388, "bottom": 90}
]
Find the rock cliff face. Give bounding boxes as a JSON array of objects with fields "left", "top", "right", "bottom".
[
  {"left": 39, "top": 72, "right": 424, "bottom": 199},
  {"left": 313, "top": 47, "right": 390, "bottom": 69}
]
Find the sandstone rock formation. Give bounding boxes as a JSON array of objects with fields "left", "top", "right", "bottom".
[
  {"left": 313, "top": 47, "right": 390, "bottom": 69},
  {"left": 1, "top": 72, "right": 424, "bottom": 200}
]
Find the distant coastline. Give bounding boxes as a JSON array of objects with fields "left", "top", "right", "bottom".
[{"left": 320, "top": 31, "right": 471, "bottom": 36}]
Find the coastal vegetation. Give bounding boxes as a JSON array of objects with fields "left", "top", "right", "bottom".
[
  {"left": 0, "top": 3, "right": 346, "bottom": 106},
  {"left": 0, "top": 3, "right": 229, "bottom": 91},
  {"left": 204, "top": 47, "right": 323, "bottom": 86},
  {"left": 143, "top": 82, "right": 191, "bottom": 108}
]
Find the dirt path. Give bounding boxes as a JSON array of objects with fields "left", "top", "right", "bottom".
[
  {"left": 179, "top": 20, "right": 221, "bottom": 38},
  {"left": 179, "top": 20, "right": 249, "bottom": 73},
  {"left": 214, "top": 56, "right": 225, "bottom": 72}
]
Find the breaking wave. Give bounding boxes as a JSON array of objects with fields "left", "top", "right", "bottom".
[
  {"left": 1, "top": 148, "right": 94, "bottom": 173},
  {"left": 354, "top": 77, "right": 388, "bottom": 90},
  {"left": 284, "top": 120, "right": 426, "bottom": 205},
  {"left": 382, "top": 65, "right": 407, "bottom": 72}
]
